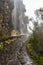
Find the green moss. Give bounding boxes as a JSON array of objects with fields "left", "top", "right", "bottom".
[
  {"left": 0, "top": 42, "right": 3, "bottom": 49},
  {"left": 26, "top": 42, "right": 43, "bottom": 65},
  {"left": 0, "top": 38, "right": 18, "bottom": 49}
]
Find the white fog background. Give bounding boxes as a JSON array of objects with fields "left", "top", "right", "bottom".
[{"left": 23, "top": 0, "right": 43, "bottom": 32}]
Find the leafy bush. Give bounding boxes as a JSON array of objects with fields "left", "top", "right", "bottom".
[{"left": 26, "top": 34, "right": 43, "bottom": 65}]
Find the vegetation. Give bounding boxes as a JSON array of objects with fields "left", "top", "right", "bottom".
[
  {"left": 26, "top": 9, "right": 43, "bottom": 65},
  {"left": 26, "top": 34, "right": 43, "bottom": 65}
]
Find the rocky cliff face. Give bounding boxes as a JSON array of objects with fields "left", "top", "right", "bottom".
[
  {"left": 0, "top": 0, "right": 34, "bottom": 65},
  {"left": 0, "top": 35, "right": 34, "bottom": 65},
  {"left": 0, "top": 38, "right": 25, "bottom": 65},
  {"left": 0, "top": 0, "right": 14, "bottom": 39}
]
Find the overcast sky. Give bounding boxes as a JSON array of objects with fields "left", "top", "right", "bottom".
[
  {"left": 23, "top": 0, "right": 43, "bottom": 32},
  {"left": 23, "top": 0, "right": 43, "bottom": 18}
]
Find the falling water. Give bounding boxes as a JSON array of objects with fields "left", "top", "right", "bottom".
[{"left": 11, "top": 0, "right": 34, "bottom": 65}]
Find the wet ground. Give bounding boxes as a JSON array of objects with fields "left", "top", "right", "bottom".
[{"left": 0, "top": 35, "right": 34, "bottom": 65}]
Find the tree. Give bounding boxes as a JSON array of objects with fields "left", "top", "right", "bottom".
[{"left": 28, "top": 8, "right": 43, "bottom": 54}]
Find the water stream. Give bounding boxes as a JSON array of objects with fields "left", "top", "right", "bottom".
[
  {"left": 14, "top": 35, "right": 34, "bottom": 65},
  {"left": 11, "top": 0, "right": 34, "bottom": 65}
]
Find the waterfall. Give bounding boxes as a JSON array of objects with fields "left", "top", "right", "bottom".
[
  {"left": 12, "top": 1, "right": 34, "bottom": 65},
  {"left": 12, "top": 0, "right": 29, "bottom": 34}
]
